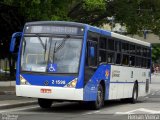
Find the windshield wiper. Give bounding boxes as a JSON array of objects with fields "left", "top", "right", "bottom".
[
  {"left": 34, "top": 34, "right": 48, "bottom": 61},
  {"left": 35, "top": 33, "right": 45, "bottom": 49},
  {"left": 51, "top": 35, "right": 70, "bottom": 63},
  {"left": 52, "top": 41, "right": 57, "bottom": 63},
  {"left": 44, "top": 38, "right": 48, "bottom": 61},
  {"left": 54, "top": 35, "right": 70, "bottom": 53}
]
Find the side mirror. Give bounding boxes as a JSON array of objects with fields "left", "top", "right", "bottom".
[
  {"left": 89, "top": 47, "right": 95, "bottom": 58},
  {"left": 10, "top": 32, "right": 22, "bottom": 52}
]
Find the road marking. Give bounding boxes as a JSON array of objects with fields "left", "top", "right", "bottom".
[
  {"left": 0, "top": 105, "right": 39, "bottom": 113},
  {"left": 115, "top": 108, "right": 141, "bottom": 114},
  {"left": 115, "top": 108, "right": 160, "bottom": 114},
  {"left": 151, "top": 93, "right": 155, "bottom": 95},
  {"left": 82, "top": 110, "right": 100, "bottom": 115},
  {"left": 0, "top": 104, "right": 10, "bottom": 107}
]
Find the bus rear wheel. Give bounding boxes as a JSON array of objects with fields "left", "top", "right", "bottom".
[
  {"left": 38, "top": 98, "right": 53, "bottom": 108},
  {"left": 90, "top": 83, "right": 104, "bottom": 110},
  {"left": 130, "top": 83, "right": 138, "bottom": 104}
]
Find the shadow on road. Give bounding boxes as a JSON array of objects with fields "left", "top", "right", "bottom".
[{"left": 26, "top": 100, "right": 136, "bottom": 114}]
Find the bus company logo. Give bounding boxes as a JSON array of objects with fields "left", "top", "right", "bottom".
[
  {"left": 112, "top": 70, "right": 120, "bottom": 78},
  {"left": 105, "top": 70, "right": 110, "bottom": 79},
  {"left": 44, "top": 80, "right": 49, "bottom": 86}
]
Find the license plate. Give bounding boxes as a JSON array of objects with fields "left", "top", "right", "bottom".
[{"left": 40, "top": 89, "right": 52, "bottom": 93}]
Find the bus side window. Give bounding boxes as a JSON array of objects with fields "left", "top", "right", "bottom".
[
  {"left": 107, "top": 52, "right": 115, "bottom": 64},
  {"left": 86, "top": 31, "right": 99, "bottom": 67},
  {"left": 87, "top": 41, "right": 97, "bottom": 67},
  {"left": 122, "top": 54, "right": 129, "bottom": 65}
]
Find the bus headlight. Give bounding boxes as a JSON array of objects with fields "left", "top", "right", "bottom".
[
  {"left": 65, "top": 78, "right": 77, "bottom": 88},
  {"left": 20, "top": 75, "right": 30, "bottom": 85}
]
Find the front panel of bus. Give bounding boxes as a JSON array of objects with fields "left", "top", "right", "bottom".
[{"left": 16, "top": 23, "right": 85, "bottom": 101}]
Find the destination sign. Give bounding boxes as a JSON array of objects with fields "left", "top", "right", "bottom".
[{"left": 24, "top": 25, "right": 84, "bottom": 35}]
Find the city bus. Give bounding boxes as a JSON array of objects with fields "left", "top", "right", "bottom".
[{"left": 10, "top": 21, "right": 151, "bottom": 110}]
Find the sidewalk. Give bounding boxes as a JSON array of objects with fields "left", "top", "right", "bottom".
[
  {"left": 0, "top": 86, "right": 15, "bottom": 95},
  {"left": 0, "top": 85, "right": 37, "bottom": 109}
]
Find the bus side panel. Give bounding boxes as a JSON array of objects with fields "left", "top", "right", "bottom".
[
  {"left": 108, "top": 65, "right": 150, "bottom": 100},
  {"left": 83, "top": 65, "right": 111, "bottom": 101}
]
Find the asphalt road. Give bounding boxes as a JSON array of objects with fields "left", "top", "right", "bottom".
[
  {"left": 0, "top": 74, "right": 160, "bottom": 120},
  {"left": 0, "top": 88, "right": 160, "bottom": 120}
]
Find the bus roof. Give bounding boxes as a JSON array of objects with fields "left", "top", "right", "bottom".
[
  {"left": 25, "top": 21, "right": 151, "bottom": 47},
  {"left": 87, "top": 25, "right": 151, "bottom": 47},
  {"left": 111, "top": 32, "right": 151, "bottom": 47}
]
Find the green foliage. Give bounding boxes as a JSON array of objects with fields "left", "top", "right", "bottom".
[
  {"left": 83, "top": 0, "right": 106, "bottom": 12},
  {"left": 2, "top": 0, "right": 160, "bottom": 38},
  {"left": 152, "top": 44, "right": 160, "bottom": 63},
  {"left": 3, "top": 0, "right": 73, "bottom": 21}
]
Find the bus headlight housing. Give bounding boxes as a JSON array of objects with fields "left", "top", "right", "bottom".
[
  {"left": 20, "top": 75, "right": 30, "bottom": 85},
  {"left": 65, "top": 78, "right": 77, "bottom": 88}
]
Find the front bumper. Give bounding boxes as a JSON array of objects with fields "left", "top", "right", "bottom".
[{"left": 16, "top": 85, "right": 83, "bottom": 101}]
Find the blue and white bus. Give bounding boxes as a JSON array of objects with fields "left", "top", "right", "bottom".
[{"left": 10, "top": 21, "right": 151, "bottom": 109}]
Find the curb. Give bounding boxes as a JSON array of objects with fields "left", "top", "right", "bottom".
[
  {"left": 0, "top": 81, "right": 15, "bottom": 87},
  {"left": 0, "top": 91, "right": 15, "bottom": 95},
  {"left": 0, "top": 101, "right": 37, "bottom": 110}
]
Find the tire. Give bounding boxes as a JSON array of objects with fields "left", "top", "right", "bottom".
[
  {"left": 90, "top": 83, "right": 105, "bottom": 110},
  {"left": 130, "top": 83, "right": 138, "bottom": 104},
  {"left": 38, "top": 98, "right": 53, "bottom": 108}
]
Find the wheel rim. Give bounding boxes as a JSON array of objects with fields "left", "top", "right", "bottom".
[
  {"left": 133, "top": 89, "right": 137, "bottom": 100},
  {"left": 97, "top": 86, "right": 103, "bottom": 106}
]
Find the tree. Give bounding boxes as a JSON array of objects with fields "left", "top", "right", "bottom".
[
  {"left": 2, "top": 0, "right": 160, "bottom": 34},
  {"left": 152, "top": 44, "right": 160, "bottom": 63},
  {"left": 1, "top": 0, "right": 160, "bottom": 63}
]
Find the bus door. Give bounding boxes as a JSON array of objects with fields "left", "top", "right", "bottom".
[{"left": 84, "top": 40, "right": 98, "bottom": 85}]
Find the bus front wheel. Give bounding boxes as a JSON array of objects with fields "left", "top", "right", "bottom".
[
  {"left": 38, "top": 98, "right": 53, "bottom": 108},
  {"left": 90, "top": 83, "right": 104, "bottom": 110}
]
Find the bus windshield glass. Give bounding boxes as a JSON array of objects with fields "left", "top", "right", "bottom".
[{"left": 21, "top": 35, "right": 82, "bottom": 73}]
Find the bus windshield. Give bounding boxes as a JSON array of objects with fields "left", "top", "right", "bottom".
[{"left": 21, "top": 35, "right": 82, "bottom": 73}]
